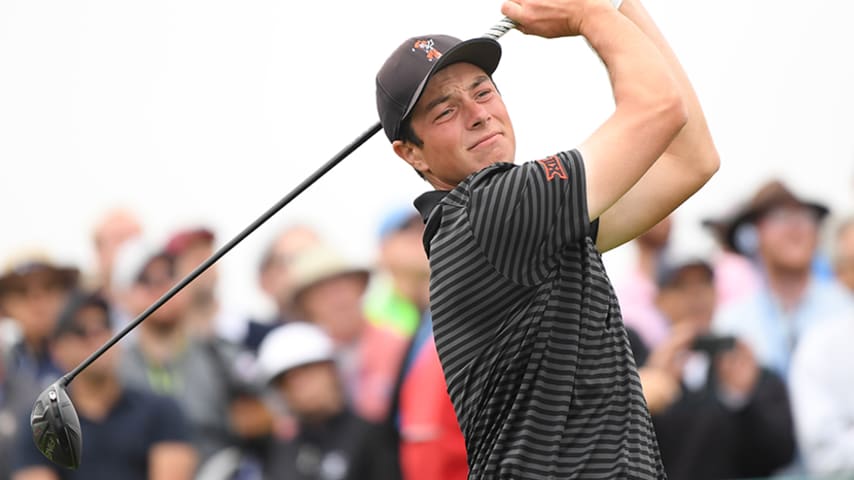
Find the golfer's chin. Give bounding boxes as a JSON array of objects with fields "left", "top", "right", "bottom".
[
  {"left": 470, "top": 142, "right": 514, "bottom": 170},
  {"left": 473, "top": 131, "right": 513, "bottom": 156}
]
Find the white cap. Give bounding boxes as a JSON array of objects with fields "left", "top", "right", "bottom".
[
  {"left": 110, "top": 236, "right": 163, "bottom": 294},
  {"left": 257, "top": 322, "right": 335, "bottom": 385}
]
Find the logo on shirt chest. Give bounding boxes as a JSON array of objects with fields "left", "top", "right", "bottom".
[{"left": 537, "top": 156, "right": 568, "bottom": 181}]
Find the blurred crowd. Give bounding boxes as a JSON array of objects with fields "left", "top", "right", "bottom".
[{"left": 1, "top": 176, "right": 853, "bottom": 480}]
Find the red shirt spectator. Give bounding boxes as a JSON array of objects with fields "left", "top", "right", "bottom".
[{"left": 399, "top": 336, "right": 467, "bottom": 480}]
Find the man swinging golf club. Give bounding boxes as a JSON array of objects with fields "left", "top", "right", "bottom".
[
  {"left": 28, "top": 16, "right": 518, "bottom": 472},
  {"left": 375, "top": 0, "right": 719, "bottom": 477}
]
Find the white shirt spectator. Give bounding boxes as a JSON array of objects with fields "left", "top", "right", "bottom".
[{"left": 789, "top": 316, "right": 854, "bottom": 476}]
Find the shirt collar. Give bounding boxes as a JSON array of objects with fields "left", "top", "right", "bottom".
[{"left": 414, "top": 190, "right": 449, "bottom": 224}]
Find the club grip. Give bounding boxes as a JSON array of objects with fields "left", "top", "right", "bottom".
[{"left": 483, "top": 17, "right": 517, "bottom": 39}]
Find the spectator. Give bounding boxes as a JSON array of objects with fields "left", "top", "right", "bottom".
[
  {"left": 12, "top": 290, "right": 196, "bottom": 480},
  {"left": 245, "top": 225, "right": 321, "bottom": 351},
  {"left": 700, "top": 210, "right": 763, "bottom": 307},
  {"left": 257, "top": 322, "right": 401, "bottom": 480},
  {"left": 113, "top": 238, "right": 248, "bottom": 465},
  {"left": 164, "top": 226, "right": 251, "bottom": 344},
  {"left": 788, "top": 220, "right": 854, "bottom": 476},
  {"left": 396, "top": 325, "right": 468, "bottom": 480},
  {"left": 90, "top": 207, "right": 143, "bottom": 300},
  {"left": 288, "top": 244, "right": 407, "bottom": 422},
  {"left": 0, "top": 250, "right": 78, "bottom": 390},
  {"left": 789, "top": 313, "right": 854, "bottom": 477},
  {"left": 368, "top": 207, "right": 469, "bottom": 479},
  {"left": 364, "top": 205, "right": 430, "bottom": 338},
  {"left": 165, "top": 226, "right": 275, "bottom": 475},
  {"left": 831, "top": 216, "right": 854, "bottom": 293},
  {"left": 109, "top": 235, "right": 154, "bottom": 333},
  {"left": 713, "top": 179, "right": 854, "bottom": 379},
  {"left": 636, "top": 253, "right": 796, "bottom": 480},
  {"left": 2, "top": 337, "right": 42, "bottom": 480},
  {"left": 164, "top": 226, "right": 219, "bottom": 336},
  {"left": 614, "top": 215, "right": 673, "bottom": 348}
]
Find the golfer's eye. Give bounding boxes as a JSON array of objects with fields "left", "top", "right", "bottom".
[
  {"left": 476, "top": 89, "right": 493, "bottom": 100},
  {"left": 435, "top": 107, "right": 454, "bottom": 121}
]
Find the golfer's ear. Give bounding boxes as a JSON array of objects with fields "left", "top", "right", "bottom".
[{"left": 393, "top": 140, "right": 429, "bottom": 175}]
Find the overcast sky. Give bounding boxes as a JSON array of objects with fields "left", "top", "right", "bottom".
[{"left": 2, "top": 0, "right": 853, "bottom": 317}]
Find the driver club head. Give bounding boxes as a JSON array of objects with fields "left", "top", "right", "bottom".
[{"left": 30, "top": 380, "right": 82, "bottom": 469}]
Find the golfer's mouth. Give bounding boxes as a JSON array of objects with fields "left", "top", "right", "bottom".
[{"left": 469, "top": 132, "right": 501, "bottom": 151}]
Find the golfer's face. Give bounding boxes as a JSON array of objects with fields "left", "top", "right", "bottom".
[{"left": 408, "top": 62, "right": 515, "bottom": 188}]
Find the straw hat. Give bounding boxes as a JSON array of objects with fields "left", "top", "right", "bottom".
[
  {"left": 287, "top": 244, "right": 370, "bottom": 306},
  {"left": 0, "top": 249, "right": 79, "bottom": 294}
]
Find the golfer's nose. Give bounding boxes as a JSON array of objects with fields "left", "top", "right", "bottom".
[{"left": 464, "top": 99, "right": 490, "bottom": 129}]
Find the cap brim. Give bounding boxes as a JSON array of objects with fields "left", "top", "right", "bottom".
[
  {"left": 266, "top": 359, "right": 334, "bottom": 385},
  {"left": 657, "top": 261, "right": 714, "bottom": 288},
  {"left": 401, "top": 37, "right": 502, "bottom": 124},
  {"left": 290, "top": 269, "right": 370, "bottom": 309},
  {"left": 0, "top": 266, "right": 79, "bottom": 294}
]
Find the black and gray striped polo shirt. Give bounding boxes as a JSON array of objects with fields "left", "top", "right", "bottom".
[{"left": 414, "top": 150, "right": 665, "bottom": 479}]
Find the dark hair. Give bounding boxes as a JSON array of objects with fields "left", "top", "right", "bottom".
[
  {"left": 398, "top": 119, "right": 426, "bottom": 180},
  {"left": 53, "top": 290, "right": 111, "bottom": 339}
]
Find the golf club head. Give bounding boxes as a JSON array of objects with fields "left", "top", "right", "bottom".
[{"left": 30, "top": 380, "right": 82, "bottom": 469}]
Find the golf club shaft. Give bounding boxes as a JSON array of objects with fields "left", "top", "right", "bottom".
[
  {"left": 63, "top": 122, "right": 382, "bottom": 384},
  {"left": 62, "top": 17, "right": 517, "bottom": 386}
]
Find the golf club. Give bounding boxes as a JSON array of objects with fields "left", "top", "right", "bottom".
[{"left": 30, "top": 16, "right": 517, "bottom": 469}]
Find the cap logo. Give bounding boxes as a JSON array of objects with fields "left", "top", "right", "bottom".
[{"left": 412, "top": 39, "right": 443, "bottom": 62}]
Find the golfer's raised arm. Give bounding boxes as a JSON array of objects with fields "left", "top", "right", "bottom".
[
  {"left": 574, "top": 5, "right": 688, "bottom": 227},
  {"left": 503, "top": 0, "right": 688, "bottom": 230},
  {"left": 594, "top": 0, "right": 720, "bottom": 252}
]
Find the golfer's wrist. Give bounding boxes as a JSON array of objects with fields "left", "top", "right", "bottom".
[{"left": 578, "top": 2, "right": 622, "bottom": 40}]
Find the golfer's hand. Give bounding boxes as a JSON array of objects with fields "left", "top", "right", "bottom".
[{"left": 500, "top": 0, "right": 613, "bottom": 38}]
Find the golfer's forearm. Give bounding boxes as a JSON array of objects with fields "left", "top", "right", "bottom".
[
  {"left": 620, "top": 0, "right": 719, "bottom": 172},
  {"left": 577, "top": 2, "right": 687, "bottom": 221}
]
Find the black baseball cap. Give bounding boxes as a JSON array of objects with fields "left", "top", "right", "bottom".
[
  {"left": 655, "top": 256, "right": 714, "bottom": 289},
  {"left": 53, "top": 290, "right": 111, "bottom": 340},
  {"left": 376, "top": 35, "right": 502, "bottom": 142}
]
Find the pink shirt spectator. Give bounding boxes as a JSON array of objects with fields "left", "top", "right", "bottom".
[
  {"left": 712, "top": 251, "right": 762, "bottom": 307},
  {"left": 615, "top": 267, "right": 669, "bottom": 348},
  {"left": 345, "top": 323, "right": 408, "bottom": 422},
  {"left": 617, "top": 252, "right": 761, "bottom": 350}
]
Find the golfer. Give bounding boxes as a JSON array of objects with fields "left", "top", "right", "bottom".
[{"left": 375, "top": 0, "right": 718, "bottom": 477}]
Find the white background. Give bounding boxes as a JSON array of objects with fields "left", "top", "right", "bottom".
[{"left": 2, "top": 0, "right": 853, "bottom": 319}]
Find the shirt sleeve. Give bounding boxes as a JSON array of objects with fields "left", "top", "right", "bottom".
[{"left": 468, "top": 150, "right": 591, "bottom": 286}]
